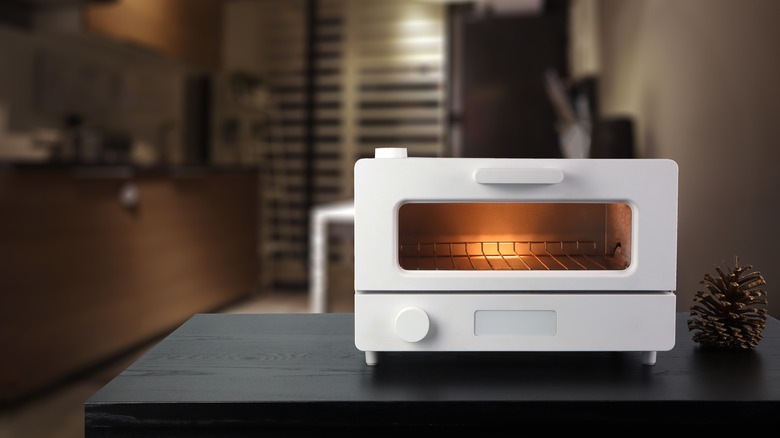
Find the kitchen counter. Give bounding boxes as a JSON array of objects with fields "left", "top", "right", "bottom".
[{"left": 85, "top": 313, "right": 780, "bottom": 434}]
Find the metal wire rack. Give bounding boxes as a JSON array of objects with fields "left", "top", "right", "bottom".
[{"left": 399, "top": 240, "right": 617, "bottom": 271}]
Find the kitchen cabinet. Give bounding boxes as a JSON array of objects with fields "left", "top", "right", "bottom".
[
  {"left": 84, "top": 0, "right": 223, "bottom": 70},
  {"left": 0, "top": 166, "right": 258, "bottom": 403}
]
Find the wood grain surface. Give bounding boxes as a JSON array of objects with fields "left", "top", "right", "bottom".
[{"left": 86, "top": 313, "right": 780, "bottom": 433}]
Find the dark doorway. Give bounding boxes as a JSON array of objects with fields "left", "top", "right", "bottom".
[{"left": 452, "top": 1, "right": 569, "bottom": 158}]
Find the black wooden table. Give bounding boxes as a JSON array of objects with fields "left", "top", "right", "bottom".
[{"left": 86, "top": 313, "right": 780, "bottom": 435}]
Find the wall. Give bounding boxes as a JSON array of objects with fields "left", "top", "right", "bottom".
[{"left": 595, "top": 0, "right": 780, "bottom": 317}]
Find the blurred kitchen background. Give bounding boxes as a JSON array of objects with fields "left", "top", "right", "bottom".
[{"left": 1, "top": 0, "right": 779, "bottom": 436}]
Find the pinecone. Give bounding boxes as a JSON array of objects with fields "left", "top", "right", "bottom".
[{"left": 688, "top": 256, "right": 767, "bottom": 349}]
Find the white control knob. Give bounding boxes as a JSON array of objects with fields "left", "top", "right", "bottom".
[
  {"left": 375, "top": 147, "right": 407, "bottom": 158},
  {"left": 395, "top": 306, "right": 430, "bottom": 343}
]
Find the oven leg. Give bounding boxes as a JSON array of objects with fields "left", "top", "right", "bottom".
[
  {"left": 365, "top": 351, "right": 378, "bottom": 366},
  {"left": 641, "top": 351, "right": 657, "bottom": 365}
]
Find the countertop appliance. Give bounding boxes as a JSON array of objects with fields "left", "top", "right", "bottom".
[{"left": 354, "top": 148, "right": 678, "bottom": 366}]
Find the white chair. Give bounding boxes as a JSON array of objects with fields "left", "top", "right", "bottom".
[{"left": 309, "top": 200, "right": 355, "bottom": 313}]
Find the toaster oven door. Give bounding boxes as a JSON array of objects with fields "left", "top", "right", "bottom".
[{"left": 354, "top": 157, "right": 678, "bottom": 292}]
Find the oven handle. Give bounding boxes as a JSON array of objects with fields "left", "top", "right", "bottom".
[{"left": 473, "top": 168, "right": 564, "bottom": 184}]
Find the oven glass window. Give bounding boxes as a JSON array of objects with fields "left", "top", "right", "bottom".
[{"left": 398, "top": 203, "right": 632, "bottom": 271}]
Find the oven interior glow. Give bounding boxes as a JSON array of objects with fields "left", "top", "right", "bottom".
[{"left": 398, "top": 202, "right": 632, "bottom": 271}]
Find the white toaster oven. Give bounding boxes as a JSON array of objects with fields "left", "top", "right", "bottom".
[{"left": 354, "top": 148, "right": 678, "bottom": 366}]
